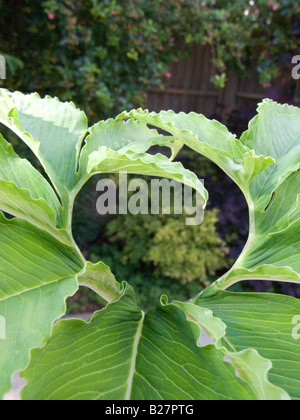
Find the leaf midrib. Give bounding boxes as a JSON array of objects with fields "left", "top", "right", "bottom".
[{"left": 125, "top": 311, "right": 145, "bottom": 400}]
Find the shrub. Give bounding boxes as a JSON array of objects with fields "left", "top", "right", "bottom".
[
  {"left": 147, "top": 210, "right": 228, "bottom": 285},
  {"left": 89, "top": 209, "right": 228, "bottom": 310}
]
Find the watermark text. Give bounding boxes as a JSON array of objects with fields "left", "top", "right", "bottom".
[
  {"left": 0, "top": 55, "right": 6, "bottom": 80},
  {"left": 96, "top": 173, "right": 205, "bottom": 226},
  {"left": 292, "top": 315, "right": 300, "bottom": 340},
  {"left": 0, "top": 316, "right": 6, "bottom": 340},
  {"left": 292, "top": 55, "right": 300, "bottom": 80}
]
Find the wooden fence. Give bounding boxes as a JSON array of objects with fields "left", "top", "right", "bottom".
[{"left": 146, "top": 43, "right": 267, "bottom": 124}]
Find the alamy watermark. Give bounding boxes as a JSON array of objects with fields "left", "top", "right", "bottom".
[
  {"left": 96, "top": 173, "right": 205, "bottom": 226},
  {"left": 0, "top": 315, "right": 6, "bottom": 340},
  {"left": 0, "top": 55, "right": 6, "bottom": 80},
  {"left": 292, "top": 55, "right": 300, "bottom": 80},
  {"left": 292, "top": 316, "right": 300, "bottom": 340}
]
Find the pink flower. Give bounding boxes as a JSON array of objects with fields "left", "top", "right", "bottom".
[
  {"left": 267, "top": 1, "right": 278, "bottom": 11},
  {"left": 164, "top": 72, "right": 172, "bottom": 79},
  {"left": 263, "top": 82, "right": 271, "bottom": 89},
  {"left": 169, "top": 38, "right": 175, "bottom": 44},
  {"left": 48, "top": 13, "right": 55, "bottom": 20}
]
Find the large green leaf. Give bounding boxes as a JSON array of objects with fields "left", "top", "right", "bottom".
[
  {"left": 11, "top": 91, "right": 89, "bottom": 195},
  {"left": 0, "top": 90, "right": 210, "bottom": 400},
  {"left": 118, "top": 109, "right": 274, "bottom": 196},
  {"left": 78, "top": 118, "right": 172, "bottom": 174},
  {"left": 0, "top": 213, "right": 84, "bottom": 399},
  {"left": 0, "top": 89, "right": 88, "bottom": 216},
  {"left": 0, "top": 133, "right": 71, "bottom": 243},
  {"left": 212, "top": 101, "right": 300, "bottom": 287},
  {"left": 121, "top": 103, "right": 300, "bottom": 287},
  {"left": 195, "top": 290, "right": 300, "bottom": 400},
  {"left": 1, "top": 90, "right": 299, "bottom": 401},
  {"left": 21, "top": 284, "right": 257, "bottom": 400},
  {"left": 242, "top": 101, "right": 300, "bottom": 206},
  {"left": 174, "top": 300, "right": 289, "bottom": 400},
  {"left": 77, "top": 118, "right": 208, "bottom": 204}
]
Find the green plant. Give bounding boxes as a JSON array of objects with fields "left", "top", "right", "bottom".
[
  {"left": 148, "top": 209, "right": 228, "bottom": 285},
  {"left": 89, "top": 251, "right": 204, "bottom": 313},
  {"left": 0, "top": 88, "right": 300, "bottom": 400},
  {"left": 103, "top": 208, "right": 228, "bottom": 286},
  {"left": 89, "top": 208, "right": 228, "bottom": 310}
]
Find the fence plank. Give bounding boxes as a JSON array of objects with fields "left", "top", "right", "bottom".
[{"left": 146, "top": 45, "right": 266, "bottom": 122}]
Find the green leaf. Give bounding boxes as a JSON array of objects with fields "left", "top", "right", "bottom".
[
  {"left": 0, "top": 89, "right": 88, "bottom": 212},
  {"left": 174, "top": 300, "right": 289, "bottom": 400},
  {"left": 78, "top": 118, "right": 173, "bottom": 174},
  {"left": 213, "top": 101, "right": 300, "bottom": 287},
  {"left": 118, "top": 109, "right": 274, "bottom": 196},
  {"left": 78, "top": 261, "right": 121, "bottom": 303},
  {"left": 121, "top": 104, "right": 300, "bottom": 287},
  {"left": 89, "top": 148, "right": 206, "bottom": 200},
  {"left": 77, "top": 118, "right": 208, "bottom": 204},
  {"left": 241, "top": 101, "right": 300, "bottom": 206},
  {"left": 1, "top": 89, "right": 299, "bottom": 401},
  {"left": 195, "top": 290, "right": 300, "bottom": 400},
  {"left": 21, "top": 285, "right": 256, "bottom": 400},
  {"left": 0, "top": 133, "right": 72, "bottom": 243},
  {"left": 0, "top": 213, "right": 84, "bottom": 399}
]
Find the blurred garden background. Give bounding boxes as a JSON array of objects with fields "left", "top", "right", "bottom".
[{"left": 1, "top": 0, "right": 300, "bottom": 312}]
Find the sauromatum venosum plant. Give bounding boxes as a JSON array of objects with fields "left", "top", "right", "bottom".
[{"left": 0, "top": 88, "right": 299, "bottom": 400}]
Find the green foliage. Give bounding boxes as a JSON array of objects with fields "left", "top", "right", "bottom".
[
  {"left": 1, "top": 1, "right": 299, "bottom": 119},
  {"left": 89, "top": 251, "right": 202, "bottom": 313},
  {"left": 197, "top": 291, "right": 300, "bottom": 400},
  {"left": 0, "top": 53, "right": 24, "bottom": 77},
  {"left": 0, "top": 0, "right": 188, "bottom": 119},
  {"left": 21, "top": 285, "right": 258, "bottom": 401},
  {"left": 147, "top": 210, "right": 228, "bottom": 285},
  {"left": 89, "top": 208, "right": 228, "bottom": 310},
  {"left": 0, "top": 89, "right": 300, "bottom": 400}
]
